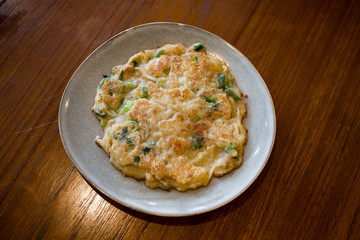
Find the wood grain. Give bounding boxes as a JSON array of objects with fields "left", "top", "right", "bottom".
[{"left": 0, "top": 0, "right": 359, "bottom": 239}]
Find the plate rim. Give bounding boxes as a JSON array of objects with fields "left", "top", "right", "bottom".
[{"left": 58, "top": 22, "right": 276, "bottom": 217}]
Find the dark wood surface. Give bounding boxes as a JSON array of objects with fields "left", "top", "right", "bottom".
[{"left": 1, "top": 0, "right": 359, "bottom": 239}]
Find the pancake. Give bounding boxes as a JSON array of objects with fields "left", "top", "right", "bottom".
[{"left": 92, "top": 43, "right": 247, "bottom": 191}]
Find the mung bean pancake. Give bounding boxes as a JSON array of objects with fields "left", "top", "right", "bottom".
[{"left": 92, "top": 43, "right": 247, "bottom": 191}]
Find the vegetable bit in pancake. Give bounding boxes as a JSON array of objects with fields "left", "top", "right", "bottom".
[{"left": 92, "top": 43, "right": 247, "bottom": 191}]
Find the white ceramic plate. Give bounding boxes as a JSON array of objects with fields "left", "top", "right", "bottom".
[{"left": 59, "top": 22, "right": 276, "bottom": 216}]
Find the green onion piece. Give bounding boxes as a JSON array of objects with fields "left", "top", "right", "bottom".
[
  {"left": 226, "top": 75, "right": 233, "bottom": 87},
  {"left": 225, "top": 143, "right": 235, "bottom": 152},
  {"left": 134, "top": 156, "right": 140, "bottom": 163},
  {"left": 141, "top": 146, "right": 152, "bottom": 155},
  {"left": 195, "top": 115, "right": 201, "bottom": 122},
  {"left": 119, "top": 70, "right": 124, "bottom": 80},
  {"left": 120, "top": 127, "right": 128, "bottom": 139},
  {"left": 207, "top": 101, "right": 220, "bottom": 112},
  {"left": 224, "top": 88, "right": 242, "bottom": 101},
  {"left": 120, "top": 101, "right": 134, "bottom": 113},
  {"left": 101, "top": 119, "right": 108, "bottom": 127},
  {"left": 114, "top": 127, "right": 134, "bottom": 146},
  {"left": 131, "top": 60, "right": 137, "bottom": 67},
  {"left": 192, "top": 136, "right": 204, "bottom": 149},
  {"left": 126, "top": 138, "right": 134, "bottom": 146},
  {"left": 154, "top": 49, "right": 165, "bottom": 57},
  {"left": 217, "top": 74, "right": 226, "bottom": 89},
  {"left": 194, "top": 56, "right": 198, "bottom": 62},
  {"left": 141, "top": 142, "right": 156, "bottom": 155},
  {"left": 193, "top": 43, "right": 203, "bottom": 51},
  {"left": 124, "top": 81, "right": 137, "bottom": 92},
  {"left": 106, "top": 109, "right": 117, "bottom": 117},
  {"left": 217, "top": 73, "right": 233, "bottom": 89},
  {"left": 127, "top": 119, "right": 139, "bottom": 130},
  {"left": 225, "top": 143, "right": 238, "bottom": 158},
  {"left": 205, "top": 97, "right": 216, "bottom": 102},
  {"left": 211, "top": 102, "right": 221, "bottom": 109},
  {"left": 141, "top": 86, "right": 148, "bottom": 98},
  {"left": 98, "top": 77, "right": 109, "bottom": 89},
  {"left": 94, "top": 109, "right": 106, "bottom": 118},
  {"left": 113, "top": 127, "right": 128, "bottom": 140}
]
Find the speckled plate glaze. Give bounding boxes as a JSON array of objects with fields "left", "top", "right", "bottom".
[{"left": 59, "top": 22, "right": 276, "bottom": 216}]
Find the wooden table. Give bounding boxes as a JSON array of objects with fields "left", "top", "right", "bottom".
[{"left": 1, "top": 0, "right": 359, "bottom": 239}]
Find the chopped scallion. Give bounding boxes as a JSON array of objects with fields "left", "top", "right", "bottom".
[
  {"left": 217, "top": 74, "right": 226, "bottom": 89},
  {"left": 127, "top": 119, "right": 139, "bottom": 130},
  {"left": 192, "top": 136, "right": 204, "bottom": 149},
  {"left": 154, "top": 49, "right": 165, "bottom": 57},
  {"left": 141, "top": 142, "right": 156, "bottom": 155},
  {"left": 124, "top": 81, "right": 137, "bottom": 92},
  {"left": 119, "top": 70, "right": 124, "bottom": 80},
  {"left": 94, "top": 109, "right": 106, "bottom": 118},
  {"left": 195, "top": 115, "right": 201, "bottom": 122},
  {"left": 217, "top": 74, "right": 234, "bottom": 90},
  {"left": 225, "top": 143, "right": 238, "bottom": 158},
  {"left": 98, "top": 78, "right": 109, "bottom": 89},
  {"left": 141, "top": 86, "right": 148, "bottom": 98},
  {"left": 193, "top": 43, "right": 203, "bottom": 51},
  {"left": 113, "top": 127, "right": 134, "bottom": 146},
  {"left": 120, "top": 101, "right": 134, "bottom": 113},
  {"left": 134, "top": 155, "right": 140, "bottom": 163},
  {"left": 126, "top": 138, "right": 134, "bottom": 146},
  {"left": 207, "top": 101, "right": 220, "bottom": 112},
  {"left": 141, "top": 146, "right": 152, "bottom": 155},
  {"left": 106, "top": 109, "right": 117, "bottom": 117},
  {"left": 130, "top": 60, "right": 137, "bottom": 67},
  {"left": 101, "top": 119, "right": 107, "bottom": 127},
  {"left": 205, "top": 97, "right": 217, "bottom": 102},
  {"left": 120, "top": 127, "right": 128, "bottom": 140},
  {"left": 226, "top": 75, "right": 233, "bottom": 87},
  {"left": 225, "top": 143, "right": 235, "bottom": 152},
  {"left": 224, "top": 88, "right": 241, "bottom": 101}
]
